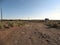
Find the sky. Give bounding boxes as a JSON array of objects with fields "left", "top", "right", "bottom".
[{"left": 0, "top": 0, "right": 60, "bottom": 20}]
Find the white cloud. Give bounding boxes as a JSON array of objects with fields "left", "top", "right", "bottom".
[{"left": 40, "top": 8, "right": 60, "bottom": 20}]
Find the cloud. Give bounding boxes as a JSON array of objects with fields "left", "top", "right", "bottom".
[{"left": 40, "top": 9, "right": 60, "bottom": 20}]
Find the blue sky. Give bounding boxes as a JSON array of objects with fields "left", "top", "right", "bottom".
[{"left": 0, "top": 0, "right": 60, "bottom": 20}]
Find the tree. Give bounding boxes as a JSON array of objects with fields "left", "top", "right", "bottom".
[{"left": 45, "top": 18, "right": 49, "bottom": 23}]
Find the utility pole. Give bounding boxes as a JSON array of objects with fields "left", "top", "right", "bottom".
[{"left": 1, "top": 8, "right": 2, "bottom": 22}]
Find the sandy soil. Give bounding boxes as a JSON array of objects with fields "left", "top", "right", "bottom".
[{"left": 0, "top": 22, "right": 60, "bottom": 45}]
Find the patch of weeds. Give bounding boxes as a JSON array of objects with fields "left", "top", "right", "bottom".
[
  {"left": 58, "top": 22, "right": 60, "bottom": 24},
  {"left": 3, "top": 24, "right": 9, "bottom": 29},
  {"left": 0, "top": 24, "right": 4, "bottom": 29},
  {"left": 45, "top": 21, "right": 60, "bottom": 29},
  {"left": 17, "top": 22, "right": 25, "bottom": 26},
  {"left": 51, "top": 23, "right": 58, "bottom": 28},
  {"left": 8, "top": 22, "right": 13, "bottom": 27},
  {"left": 0, "top": 24, "right": 3, "bottom": 29}
]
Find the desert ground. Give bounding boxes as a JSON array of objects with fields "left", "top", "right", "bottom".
[{"left": 0, "top": 20, "right": 60, "bottom": 45}]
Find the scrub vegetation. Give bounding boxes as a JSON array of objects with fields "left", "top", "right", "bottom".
[{"left": 0, "top": 20, "right": 60, "bottom": 45}]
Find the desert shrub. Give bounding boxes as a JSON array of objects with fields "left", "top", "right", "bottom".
[
  {"left": 44, "top": 21, "right": 51, "bottom": 26},
  {"left": 58, "top": 22, "right": 60, "bottom": 24},
  {"left": 7, "top": 22, "right": 13, "bottom": 27},
  {"left": 50, "top": 23, "right": 58, "bottom": 28},
  {"left": 17, "top": 23, "right": 21, "bottom": 26},
  {"left": 56, "top": 24, "right": 60, "bottom": 29},
  {"left": 3, "top": 24, "right": 9, "bottom": 29},
  {"left": 0, "top": 23, "right": 10, "bottom": 29},
  {"left": 17, "top": 22, "right": 25, "bottom": 26},
  {"left": 0, "top": 24, "right": 2, "bottom": 29},
  {"left": 45, "top": 21, "right": 60, "bottom": 29},
  {"left": 0, "top": 23, "right": 4, "bottom": 29},
  {"left": 0, "top": 21, "right": 14, "bottom": 29}
]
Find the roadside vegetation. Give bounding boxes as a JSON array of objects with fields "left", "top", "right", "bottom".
[
  {"left": 45, "top": 20, "right": 60, "bottom": 29},
  {"left": 0, "top": 20, "right": 60, "bottom": 29},
  {"left": 0, "top": 20, "right": 26, "bottom": 29}
]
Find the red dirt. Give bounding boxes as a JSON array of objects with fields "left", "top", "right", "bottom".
[{"left": 0, "top": 22, "right": 60, "bottom": 45}]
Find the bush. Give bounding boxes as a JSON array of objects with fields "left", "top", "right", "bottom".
[
  {"left": 51, "top": 23, "right": 58, "bottom": 28},
  {"left": 0, "top": 22, "right": 13, "bottom": 29},
  {"left": 0, "top": 24, "right": 5, "bottom": 29},
  {"left": 0, "top": 24, "right": 2, "bottom": 29},
  {"left": 45, "top": 21, "right": 60, "bottom": 29},
  {"left": 3, "top": 24, "right": 9, "bottom": 29},
  {"left": 17, "top": 22, "right": 25, "bottom": 26},
  {"left": 7, "top": 22, "right": 13, "bottom": 27}
]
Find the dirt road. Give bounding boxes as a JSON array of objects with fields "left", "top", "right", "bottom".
[{"left": 0, "top": 22, "right": 60, "bottom": 45}]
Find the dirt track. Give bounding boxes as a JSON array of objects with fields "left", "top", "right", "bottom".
[{"left": 0, "top": 22, "right": 60, "bottom": 45}]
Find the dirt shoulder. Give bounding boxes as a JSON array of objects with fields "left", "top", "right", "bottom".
[{"left": 0, "top": 22, "right": 60, "bottom": 45}]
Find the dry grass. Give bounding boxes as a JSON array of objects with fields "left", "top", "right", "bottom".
[
  {"left": 0, "top": 20, "right": 60, "bottom": 45},
  {"left": 0, "top": 21, "right": 26, "bottom": 29},
  {"left": 45, "top": 20, "right": 60, "bottom": 29}
]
